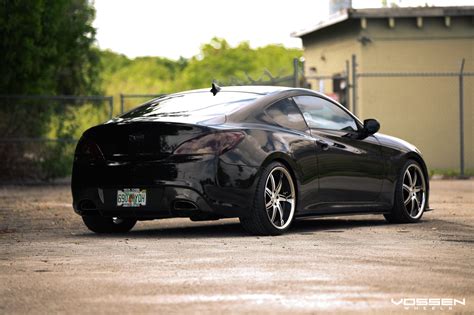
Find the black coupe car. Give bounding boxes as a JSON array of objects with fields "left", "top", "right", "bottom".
[{"left": 72, "top": 85, "right": 429, "bottom": 235}]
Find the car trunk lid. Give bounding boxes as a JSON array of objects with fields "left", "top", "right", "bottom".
[{"left": 83, "top": 121, "right": 210, "bottom": 161}]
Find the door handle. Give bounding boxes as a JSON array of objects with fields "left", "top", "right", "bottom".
[
  {"left": 316, "top": 140, "right": 329, "bottom": 151},
  {"left": 333, "top": 142, "right": 346, "bottom": 149}
]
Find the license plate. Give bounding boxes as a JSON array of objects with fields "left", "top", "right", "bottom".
[{"left": 117, "top": 189, "right": 147, "bottom": 207}]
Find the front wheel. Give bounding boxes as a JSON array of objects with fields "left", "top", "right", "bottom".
[
  {"left": 240, "top": 162, "right": 296, "bottom": 235},
  {"left": 82, "top": 216, "right": 137, "bottom": 233},
  {"left": 384, "top": 160, "right": 427, "bottom": 223}
]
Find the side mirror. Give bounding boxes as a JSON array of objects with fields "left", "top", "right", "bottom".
[{"left": 363, "top": 119, "right": 380, "bottom": 135}]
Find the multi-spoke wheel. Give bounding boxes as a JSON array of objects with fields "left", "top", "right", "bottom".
[
  {"left": 264, "top": 167, "right": 296, "bottom": 230},
  {"left": 82, "top": 216, "right": 137, "bottom": 233},
  {"left": 401, "top": 164, "right": 426, "bottom": 219},
  {"left": 240, "top": 162, "right": 296, "bottom": 235},
  {"left": 384, "top": 160, "right": 428, "bottom": 223}
]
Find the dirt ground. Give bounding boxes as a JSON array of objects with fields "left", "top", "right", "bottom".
[{"left": 0, "top": 180, "right": 472, "bottom": 314}]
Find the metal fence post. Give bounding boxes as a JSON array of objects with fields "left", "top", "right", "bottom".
[
  {"left": 345, "top": 59, "right": 350, "bottom": 109},
  {"left": 459, "top": 58, "right": 465, "bottom": 177},
  {"left": 120, "top": 93, "right": 124, "bottom": 114},
  {"left": 108, "top": 96, "right": 114, "bottom": 119},
  {"left": 293, "top": 58, "right": 299, "bottom": 88},
  {"left": 351, "top": 54, "right": 357, "bottom": 115}
]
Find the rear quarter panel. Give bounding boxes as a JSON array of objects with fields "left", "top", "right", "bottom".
[{"left": 218, "top": 124, "right": 318, "bottom": 214}]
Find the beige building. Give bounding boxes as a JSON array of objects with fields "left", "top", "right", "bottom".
[{"left": 293, "top": 6, "right": 473, "bottom": 171}]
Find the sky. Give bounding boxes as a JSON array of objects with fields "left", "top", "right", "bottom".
[{"left": 92, "top": 0, "right": 473, "bottom": 60}]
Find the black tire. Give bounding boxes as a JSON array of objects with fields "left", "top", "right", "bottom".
[
  {"left": 384, "top": 159, "right": 427, "bottom": 223},
  {"left": 239, "top": 161, "right": 296, "bottom": 236},
  {"left": 82, "top": 216, "right": 137, "bottom": 233}
]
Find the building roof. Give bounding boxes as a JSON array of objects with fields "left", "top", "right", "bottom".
[{"left": 292, "top": 6, "right": 474, "bottom": 38}]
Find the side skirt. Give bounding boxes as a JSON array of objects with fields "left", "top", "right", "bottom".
[{"left": 296, "top": 202, "right": 392, "bottom": 218}]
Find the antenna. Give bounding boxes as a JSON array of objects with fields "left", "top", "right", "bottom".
[{"left": 210, "top": 82, "right": 221, "bottom": 96}]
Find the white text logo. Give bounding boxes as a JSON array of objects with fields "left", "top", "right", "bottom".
[{"left": 391, "top": 298, "right": 466, "bottom": 311}]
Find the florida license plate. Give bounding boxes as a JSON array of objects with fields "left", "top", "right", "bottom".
[{"left": 117, "top": 189, "right": 147, "bottom": 207}]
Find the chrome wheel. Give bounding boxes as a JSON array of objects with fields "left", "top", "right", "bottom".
[
  {"left": 402, "top": 164, "right": 426, "bottom": 219},
  {"left": 264, "top": 167, "right": 295, "bottom": 230}
]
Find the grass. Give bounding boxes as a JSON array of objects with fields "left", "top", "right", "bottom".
[{"left": 429, "top": 168, "right": 474, "bottom": 178}]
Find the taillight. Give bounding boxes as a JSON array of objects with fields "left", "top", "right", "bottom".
[
  {"left": 75, "top": 137, "right": 104, "bottom": 161},
  {"left": 173, "top": 131, "right": 245, "bottom": 155}
]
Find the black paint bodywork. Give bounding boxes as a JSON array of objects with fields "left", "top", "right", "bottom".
[{"left": 72, "top": 86, "right": 429, "bottom": 221}]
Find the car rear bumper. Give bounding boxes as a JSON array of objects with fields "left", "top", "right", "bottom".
[{"left": 71, "top": 155, "right": 259, "bottom": 219}]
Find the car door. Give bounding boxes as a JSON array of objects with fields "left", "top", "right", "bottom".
[{"left": 293, "top": 95, "right": 384, "bottom": 203}]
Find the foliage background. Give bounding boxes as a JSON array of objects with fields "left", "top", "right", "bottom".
[
  {"left": 100, "top": 38, "right": 302, "bottom": 112},
  {"left": 0, "top": 1, "right": 301, "bottom": 180}
]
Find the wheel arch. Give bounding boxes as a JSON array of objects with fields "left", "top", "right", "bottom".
[
  {"left": 239, "top": 152, "right": 299, "bottom": 234},
  {"left": 258, "top": 152, "right": 301, "bottom": 207}
]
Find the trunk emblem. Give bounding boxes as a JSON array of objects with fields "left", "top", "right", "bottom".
[{"left": 129, "top": 134, "right": 145, "bottom": 142}]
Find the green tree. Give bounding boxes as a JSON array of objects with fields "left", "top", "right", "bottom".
[
  {"left": 0, "top": 0, "right": 100, "bottom": 95},
  {"left": 99, "top": 38, "right": 303, "bottom": 112},
  {"left": 253, "top": 45, "right": 302, "bottom": 78},
  {"left": 98, "top": 50, "right": 183, "bottom": 112},
  {"left": 178, "top": 37, "right": 302, "bottom": 89},
  {"left": 179, "top": 38, "right": 255, "bottom": 89},
  {"left": 0, "top": 0, "right": 100, "bottom": 180}
]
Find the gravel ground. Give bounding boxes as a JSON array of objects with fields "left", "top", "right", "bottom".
[{"left": 0, "top": 180, "right": 473, "bottom": 314}]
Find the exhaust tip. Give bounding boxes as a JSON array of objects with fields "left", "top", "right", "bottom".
[
  {"left": 173, "top": 200, "right": 198, "bottom": 211},
  {"left": 78, "top": 200, "right": 97, "bottom": 211}
]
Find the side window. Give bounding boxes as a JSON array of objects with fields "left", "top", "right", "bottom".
[
  {"left": 265, "top": 98, "right": 307, "bottom": 132},
  {"left": 293, "top": 95, "right": 358, "bottom": 132}
]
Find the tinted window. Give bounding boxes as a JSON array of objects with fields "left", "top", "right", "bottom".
[
  {"left": 294, "top": 95, "right": 358, "bottom": 131},
  {"left": 265, "top": 98, "right": 307, "bottom": 132},
  {"left": 121, "top": 92, "right": 259, "bottom": 118}
]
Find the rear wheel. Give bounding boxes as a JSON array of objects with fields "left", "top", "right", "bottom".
[
  {"left": 82, "top": 216, "right": 137, "bottom": 233},
  {"left": 384, "top": 160, "right": 427, "bottom": 223},
  {"left": 240, "top": 162, "right": 296, "bottom": 235}
]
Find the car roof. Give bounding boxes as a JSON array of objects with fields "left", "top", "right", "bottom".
[
  {"left": 168, "top": 85, "right": 292, "bottom": 96},
  {"left": 113, "top": 85, "right": 360, "bottom": 127}
]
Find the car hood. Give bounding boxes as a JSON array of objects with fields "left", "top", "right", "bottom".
[{"left": 375, "top": 133, "right": 422, "bottom": 155}]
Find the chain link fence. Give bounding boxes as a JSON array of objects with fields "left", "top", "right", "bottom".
[
  {"left": 119, "top": 94, "right": 164, "bottom": 114},
  {"left": 353, "top": 58, "right": 473, "bottom": 175},
  {"left": 217, "top": 73, "right": 297, "bottom": 88},
  {"left": 2, "top": 58, "right": 471, "bottom": 182},
  {"left": 216, "top": 58, "right": 302, "bottom": 89},
  {"left": 0, "top": 63, "right": 301, "bottom": 182},
  {"left": 300, "top": 56, "right": 472, "bottom": 174},
  {"left": 0, "top": 95, "right": 113, "bottom": 182},
  {"left": 303, "top": 73, "right": 350, "bottom": 108},
  {"left": 119, "top": 60, "right": 303, "bottom": 114}
]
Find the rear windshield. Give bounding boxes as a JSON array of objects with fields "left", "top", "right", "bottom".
[{"left": 121, "top": 91, "right": 259, "bottom": 118}]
